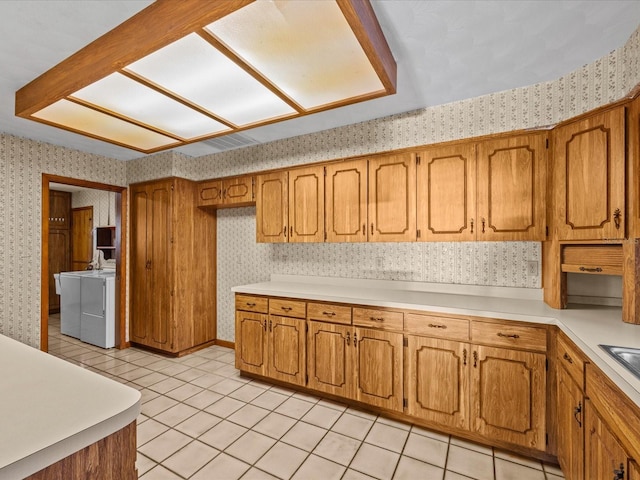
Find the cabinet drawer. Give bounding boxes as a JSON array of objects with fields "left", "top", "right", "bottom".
[
  {"left": 353, "top": 307, "right": 403, "bottom": 331},
  {"left": 307, "top": 302, "right": 352, "bottom": 325},
  {"left": 269, "top": 298, "right": 307, "bottom": 318},
  {"left": 405, "top": 313, "right": 470, "bottom": 341},
  {"left": 471, "top": 321, "right": 547, "bottom": 352},
  {"left": 235, "top": 295, "right": 268, "bottom": 314},
  {"left": 557, "top": 333, "right": 586, "bottom": 389}
]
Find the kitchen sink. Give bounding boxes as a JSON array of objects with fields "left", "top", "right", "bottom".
[{"left": 600, "top": 345, "right": 640, "bottom": 380}]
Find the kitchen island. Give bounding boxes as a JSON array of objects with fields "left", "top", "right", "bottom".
[{"left": 0, "top": 334, "right": 140, "bottom": 479}]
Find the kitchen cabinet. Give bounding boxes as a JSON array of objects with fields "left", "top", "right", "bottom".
[
  {"left": 471, "top": 345, "right": 546, "bottom": 450},
  {"left": 476, "top": 133, "right": 547, "bottom": 241},
  {"left": 308, "top": 321, "right": 354, "bottom": 398},
  {"left": 235, "top": 297, "right": 306, "bottom": 386},
  {"left": 368, "top": 154, "right": 416, "bottom": 242},
  {"left": 130, "top": 177, "right": 216, "bottom": 355},
  {"left": 416, "top": 143, "right": 476, "bottom": 241},
  {"left": 406, "top": 335, "right": 469, "bottom": 430},
  {"left": 325, "top": 159, "right": 368, "bottom": 242},
  {"left": 557, "top": 366, "right": 584, "bottom": 480},
  {"left": 288, "top": 166, "right": 324, "bottom": 243},
  {"left": 256, "top": 171, "right": 288, "bottom": 243},
  {"left": 553, "top": 105, "right": 626, "bottom": 241},
  {"left": 197, "top": 175, "right": 254, "bottom": 208},
  {"left": 585, "top": 401, "right": 630, "bottom": 480},
  {"left": 49, "top": 190, "right": 71, "bottom": 229},
  {"left": 416, "top": 133, "right": 547, "bottom": 242}
]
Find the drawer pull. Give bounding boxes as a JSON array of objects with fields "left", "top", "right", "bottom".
[
  {"left": 281, "top": 306, "right": 292, "bottom": 312},
  {"left": 263, "top": 319, "right": 267, "bottom": 331},
  {"left": 346, "top": 332, "right": 350, "bottom": 345},
  {"left": 353, "top": 332, "right": 357, "bottom": 348},
  {"left": 246, "top": 302, "right": 256, "bottom": 307},
  {"left": 563, "top": 352, "right": 573, "bottom": 364},
  {"left": 322, "top": 311, "right": 336, "bottom": 317},
  {"left": 614, "top": 208, "right": 621, "bottom": 230},
  {"left": 473, "top": 351, "right": 478, "bottom": 368},
  {"left": 614, "top": 463, "right": 625, "bottom": 480},
  {"left": 370, "top": 317, "right": 385, "bottom": 322},
  {"left": 428, "top": 323, "right": 447, "bottom": 329},
  {"left": 497, "top": 333, "right": 520, "bottom": 339},
  {"left": 579, "top": 266, "right": 603, "bottom": 273}
]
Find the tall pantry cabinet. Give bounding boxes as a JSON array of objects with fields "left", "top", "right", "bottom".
[{"left": 130, "top": 177, "right": 216, "bottom": 355}]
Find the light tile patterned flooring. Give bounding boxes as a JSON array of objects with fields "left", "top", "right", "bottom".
[{"left": 48, "top": 316, "right": 565, "bottom": 480}]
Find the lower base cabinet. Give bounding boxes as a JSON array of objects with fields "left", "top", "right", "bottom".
[
  {"left": 235, "top": 311, "right": 306, "bottom": 386},
  {"left": 585, "top": 400, "right": 631, "bottom": 480},
  {"left": 557, "top": 366, "right": 584, "bottom": 480},
  {"left": 405, "top": 336, "right": 546, "bottom": 450},
  {"left": 307, "top": 321, "right": 403, "bottom": 411}
]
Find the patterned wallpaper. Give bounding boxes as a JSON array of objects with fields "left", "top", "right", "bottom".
[
  {"left": 1, "top": 24, "right": 639, "bottom": 348},
  {"left": 0, "top": 134, "right": 126, "bottom": 347},
  {"left": 71, "top": 189, "right": 117, "bottom": 230}
]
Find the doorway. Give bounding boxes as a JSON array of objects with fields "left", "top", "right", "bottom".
[{"left": 41, "top": 174, "right": 128, "bottom": 352}]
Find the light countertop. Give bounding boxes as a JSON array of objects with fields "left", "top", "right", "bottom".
[
  {"left": 232, "top": 274, "right": 640, "bottom": 408},
  {"left": 0, "top": 335, "right": 140, "bottom": 479}
]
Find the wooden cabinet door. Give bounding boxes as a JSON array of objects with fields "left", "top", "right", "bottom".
[
  {"left": 416, "top": 144, "right": 476, "bottom": 241},
  {"left": 289, "top": 166, "right": 324, "bottom": 243},
  {"left": 477, "top": 133, "right": 547, "bottom": 241},
  {"left": 354, "top": 327, "right": 403, "bottom": 411},
  {"left": 224, "top": 176, "right": 254, "bottom": 205},
  {"left": 308, "top": 321, "right": 354, "bottom": 398},
  {"left": 630, "top": 461, "right": 640, "bottom": 480},
  {"left": 130, "top": 185, "right": 151, "bottom": 344},
  {"left": 470, "top": 345, "right": 546, "bottom": 451},
  {"left": 325, "top": 159, "right": 368, "bottom": 242},
  {"left": 406, "top": 336, "right": 470, "bottom": 430},
  {"left": 256, "top": 172, "right": 288, "bottom": 243},
  {"left": 197, "top": 179, "right": 224, "bottom": 207},
  {"left": 554, "top": 106, "right": 626, "bottom": 240},
  {"left": 268, "top": 316, "right": 306, "bottom": 386},
  {"left": 148, "top": 181, "right": 173, "bottom": 349},
  {"left": 235, "top": 311, "right": 267, "bottom": 376},
  {"left": 71, "top": 207, "right": 93, "bottom": 271},
  {"left": 585, "top": 400, "right": 630, "bottom": 480},
  {"left": 557, "top": 366, "right": 584, "bottom": 480},
  {"left": 368, "top": 154, "right": 416, "bottom": 242}
]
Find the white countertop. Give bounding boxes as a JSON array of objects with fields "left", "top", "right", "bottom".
[
  {"left": 0, "top": 335, "right": 140, "bottom": 479},
  {"left": 233, "top": 275, "right": 640, "bottom": 408}
]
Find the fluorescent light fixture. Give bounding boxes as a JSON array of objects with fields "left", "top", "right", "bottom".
[{"left": 16, "top": 0, "right": 396, "bottom": 154}]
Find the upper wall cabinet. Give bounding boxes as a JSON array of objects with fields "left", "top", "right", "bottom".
[
  {"left": 368, "top": 154, "right": 416, "bottom": 242},
  {"left": 476, "top": 133, "right": 547, "bottom": 241},
  {"left": 325, "top": 159, "right": 368, "bottom": 242},
  {"left": 256, "top": 167, "right": 324, "bottom": 243},
  {"left": 416, "top": 143, "right": 476, "bottom": 241},
  {"left": 553, "top": 105, "right": 626, "bottom": 241},
  {"left": 289, "top": 166, "right": 324, "bottom": 243},
  {"left": 416, "top": 133, "right": 547, "bottom": 242},
  {"left": 256, "top": 172, "right": 288, "bottom": 243},
  {"left": 197, "top": 175, "right": 254, "bottom": 208}
]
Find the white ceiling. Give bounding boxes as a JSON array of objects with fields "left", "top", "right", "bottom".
[{"left": 1, "top": 1, "right": 639, "bottom": 161}]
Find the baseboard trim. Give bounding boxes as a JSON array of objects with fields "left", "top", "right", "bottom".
[{"left": 215, "top": 339, "right": 235, "bottom": 349}]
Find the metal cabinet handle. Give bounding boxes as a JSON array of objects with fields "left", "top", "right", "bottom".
[
  {"left": 246, "top": 302, "right": 256, "bottom": 307},
  {"left": 362, "top": 224, "right": 365, "bottom": 235},
  {"left": 614, "top": 208, "right": 621, "bottom": 230},
  {"left": 281, "top": 306, "right": 292, "bottom": 312},
  {"left": 473, "top": 351, "right": 478, "bottom": 367},
  {"left": 470, "top": 218, "right": 474, "bottom": 234},
  {"left": 222, "top": 188, "right": 227, "bottom": 200},
  {"left": 563, "top": 352, "right": 573, "bottom": 364},
  {"left": 613, "top": 463, "right": 625, "bottom": 480},
  {"left": 353, "top": 332, "right": 357, "bottom": 348},
  {"left": 263, "top": 319, "right": 267, "bottom": 331},
  {"left": 497, "top": 333, "right": 520, "bottom": 339},
  {"left": 371, "top": 223, "right": 374, "bottom": 236},
  {"left": 574, "top": 401, "right": 582, "bottom": 427},
  {"left": 428, "top": 323, "right": 447, "bottom": 329},
  {"left": 322, "top": 311, "right": 336, "bottom": 317},
  {"left": 269, "top": 320, "right": 272, "bottom": 332},
  {"left": 579, "top": 266, "right": 603, "bottom": 273},
  {"left": 369, "top": 317, "right": 384, "bottom": 322},
  {"left": 346, "top": 332, "right": 350, "bottom": 345},
  {"left": 463, "top": 349, "right": 467, "bottom": 366},
  {"left": 481, "top": 218, "right": 486, "bottom": 233},
  {"left": 283, "top": 226, "right": 287, "bottom": 237},
  {"left": 289, "top": 226, "right": 293, "bottom": 237}
]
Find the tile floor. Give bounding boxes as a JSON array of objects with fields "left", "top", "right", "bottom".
[{"left": 47, "top": 315, "right": 565, "bottom": 480}]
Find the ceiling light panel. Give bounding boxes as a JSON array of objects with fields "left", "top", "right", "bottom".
[
  {"left": 71, "top": 73, "right": 230, "bottom": 139},
  {"left": 205, "top": 0, "right": 385, "bottom": 110},
  {"left": 125, "top": 33, "right": 297, "bottom": 127},
  {"left": 32, "top": 99, "right": 179, "bottom": 151}
]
